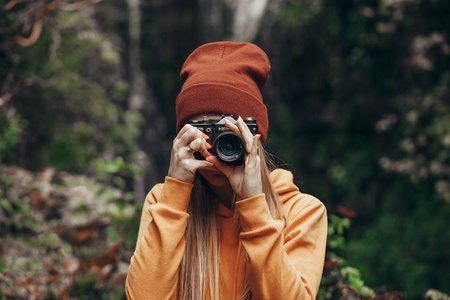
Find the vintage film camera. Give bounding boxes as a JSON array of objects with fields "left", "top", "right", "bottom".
[{"left": 188, "top": 115, "right": 258, "bottom": 165}]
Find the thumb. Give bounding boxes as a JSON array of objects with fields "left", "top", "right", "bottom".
[{"left": 206, "top": 156, "right": 234, "bottom": 177}]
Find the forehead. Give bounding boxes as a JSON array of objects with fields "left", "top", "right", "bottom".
[{"left": 189, "top": 113, "right": 223, "bottom": 121}]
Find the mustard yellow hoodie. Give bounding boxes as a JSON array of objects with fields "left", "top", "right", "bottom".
[{"left": 125, "top": 169, "right": 327, "bottom": 299}]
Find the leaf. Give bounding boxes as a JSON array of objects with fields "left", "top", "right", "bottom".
[{"left": 0, "top": 197, "right": 14, "bottom": 215}]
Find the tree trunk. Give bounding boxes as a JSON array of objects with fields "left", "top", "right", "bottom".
[
  {"left": 227, "top": 0, "right": 269, "bottom": 42},
  {"left": 127, "top": 0, "right": 165, "bottom": 201}
]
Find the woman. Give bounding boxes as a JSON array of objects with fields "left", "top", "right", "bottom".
[{"left": 125, "top": 42, "right": 328, "bottom": 299}]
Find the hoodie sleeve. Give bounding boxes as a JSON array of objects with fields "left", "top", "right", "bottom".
[
  {"left": 235, "top": 169, "right": 327, "bottom": 300},
  {"left": 125, "top": 176, "right": 193, "bottom": 300}
]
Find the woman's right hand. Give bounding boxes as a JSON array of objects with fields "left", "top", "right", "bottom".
[{"left": 167, "top": 124, "right": 216, "bottom": 183}]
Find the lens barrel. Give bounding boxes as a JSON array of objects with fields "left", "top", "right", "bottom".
[{"left": 213, "top": 131, "right": 245, "bottom": 165}]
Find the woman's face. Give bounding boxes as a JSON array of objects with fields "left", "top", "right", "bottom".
[{"left": 189, "top": 113, "right": 230, "bottom": 188}]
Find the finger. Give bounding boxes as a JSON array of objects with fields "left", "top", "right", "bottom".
[
  {"left": 188, "top": 137, "right": 211, "bottom": 158},
  {"left": 224, "top": 119, "right": 254, "bottom": 155},
  {"left": 224, "top": 117, "right": 254, "bottom": 145},
  {"left": 180, "top": 156, "right": 212, "bottom": 170},
  {"left": 224, "top": 118, "right": 253, "bottom": 153},
  {"left": 206, "top": 156, "right": 235, "bottom": 178},
  {"left": 246, "top": 134, "right": 261, "bottom": 169},
  {"left": 224, "top": 119, "right": 241, "bottom": 136},
  {"left": 175, "top": 124, "right": 194, "bottom": 141},
  {"left": 250, "top": 134, "right": 260, "bottom": 156},
  {"left": 176, "top": 127, "right": 204, "bottom": 150},
  {"left": 235, "top": 116, "right": 255, "bottom": 153},
  {"left": 188, "top": 137, "right": 203, "bottom": 152},
  {"left": 190, "top": 159, "right": 218, "bottom": 171}
]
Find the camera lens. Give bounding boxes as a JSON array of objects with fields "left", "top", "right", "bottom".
[
  {"left": 222, "top": 143, "right": 235, "bottom": 155},
  {"left": 214, "top": 131, "right": 245, "bottom": 165}
]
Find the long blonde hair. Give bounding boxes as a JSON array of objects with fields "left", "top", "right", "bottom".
[{"left": 179, "top": 142, "right": 286, "bottom": 299}]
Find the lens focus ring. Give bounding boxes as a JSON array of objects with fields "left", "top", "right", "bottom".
[{"left": 213, "top": 131, "right": 245, "bottom": 165}]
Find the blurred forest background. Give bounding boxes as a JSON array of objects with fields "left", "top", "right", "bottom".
[{"left": 1, "top": 0, "right": 449, "bottom": 299}]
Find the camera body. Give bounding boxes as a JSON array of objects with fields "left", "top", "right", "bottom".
[{"left": 188, "top": 115, "right": 258, "bottom": 165}]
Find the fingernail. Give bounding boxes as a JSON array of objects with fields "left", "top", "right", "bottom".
[
  {"left": 206, "top": 156, "right": 212, "bottom": 162},
  {"left": 205, "top": 142, "right": 212, "bottom": 149},
  {"left": 237, "top": 116, "right": 243, "bottom": 123},
  {"left": 256, "top": 134, "right": 261, "bottom": 140},
  {"left": 202, "top": 133, "right": 209, "bottom": 140}
]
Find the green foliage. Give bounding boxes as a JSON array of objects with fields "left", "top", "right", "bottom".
[
  {"left": 0, "top": 6, "right": 143, "bottom": 191},
  {"left": 91, "top": 155, "right": 144, "bottom": 188},
  {"left": 271, "top": 0, "right": 450, "bottom": 297},
  {"left": 1, "top": 0, "right": 449, "bottom": 298},
  {"left": 341, "top": 266, "right": 375, "bottom": 297},
  {"left": 0, "top": 114, "right": 26, "bottom": 164},
  {"left": 346, "top": 199, "right": 450, "bottom": 298},
  {"left": 320, "top": 214, "right": 376, "bottom": 299},
  {"left": 327, "top": 214, "right": 351, "bottom": 251},
  {"left": 0, "top": 166, "right": 140, "bottom": 299},
  {"left": 378, "top": 71, "right": 450, "bottom": 202}
]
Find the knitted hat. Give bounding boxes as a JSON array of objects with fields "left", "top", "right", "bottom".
[{"left": 176, "top": 41, "right": 271, "bottom": 143}]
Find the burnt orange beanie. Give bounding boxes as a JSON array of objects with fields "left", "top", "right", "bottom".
[{"left": 176, "top": 41, "right": 271, "bottom": 143}]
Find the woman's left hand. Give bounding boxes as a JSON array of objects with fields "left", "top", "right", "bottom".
[{"left": 206, "top": 116, "right": 262, "bottom": 200}]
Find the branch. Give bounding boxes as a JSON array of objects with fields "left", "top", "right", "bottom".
[
  {"left": 3, "top": 0, "right": 103, "bottom": 48},
  {"left": 13, "top": 19, "right": 44, "bottom": 47},
  {"left": 13, "top": 0, "right": 61, "bottom": 47},
  {"left": 4, "top": 0, "right": 29, "bottom": 11}
]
